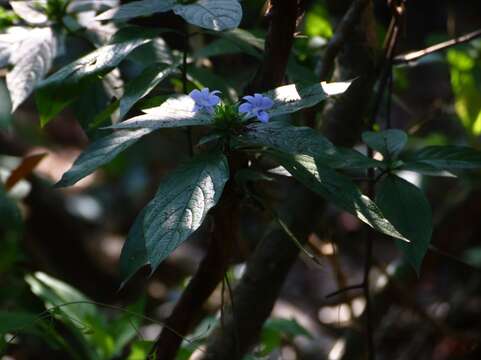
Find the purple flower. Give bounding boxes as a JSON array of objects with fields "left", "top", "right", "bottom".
[
  {"left": 189, "top": 88, "right": 221, "bottom": 114},
  {"left": 239, "top": 93, "right": 274, "bottom": 123}
]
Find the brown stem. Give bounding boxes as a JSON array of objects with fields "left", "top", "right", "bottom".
[
  {"left": 150, "top": 182, "right": 240, "bottom": 360},
  {"left": 244, "top": 0, "right": 299, "bottom": 94}
]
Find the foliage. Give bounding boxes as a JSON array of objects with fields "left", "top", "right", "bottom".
[{"left": 2, "top": 0, "right": 481, "bottom": 358}]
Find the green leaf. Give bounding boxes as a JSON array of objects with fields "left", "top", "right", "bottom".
[
  {"left": 25, "top": 272, "right": 117, "bottom": 359},
  {"left": 127, "top": 340, "right": 154, "bottom": 360},
  {"left": 195, "top": 28, "right": 263, "bottom": 60},
  {"left": 10, "top": 1, "right": 48, "bottom": 25},
  {"left": 447, "top": 48, "right": 481, "bottom": 136},
  {"left": 242, "top": 121, "right": 334, "bottom": 156},
  {"left": 108, "top": 94, "right": 213, "bottom": 130},
  {"left": 260, "top": 81, "right": 351, "bottom": 121},
  {"left": 264, "top": 318, "right": 312, "bottom": 339},
  {"left": 144, "top": 152, "right": 229, "bottom": 271},
  {"left": 25, "top": 272, "right": 100, "bottom": 328},
  {"left": 96, "top": 0, "right": 176, "bottom": 21},
  {"left": 120, "top": 62, "right": 179, "bottom": 120},
  {"left": 37, "top": 37, "right": 150, "bottom": 125},
  {"left": 97, "top": 0, "right": 242, "bottom": 31},
  {"left": 119, "top": 209, "right": 148, "bottom": 287},
  {"left": 56, "top": 128, "right": 152, "bottom": 187},
  {"left": 240, "top": 122, "right": 380, "bottom": 170},
  {"left": 362, "top": 129, "right": 408, "bottom": 159},
  {"left": 0, "top": 311, "right": 39, "bottom": 335},
  {"left": 172, "top": 0, "right": 242, "bottom": 31},
  {"left": 6, "top": 27, "right": 57, "bottom": 112},
  {"left": 269, "top": 151, "right": 406, "bottom": 241},
  {"left": 401, "top": 145, "right": 481, "bottom": 174},
  {"left": 108, "top": 297, "right": 145, "bottom": 356},
  {"left": 376, "top": 175, "right": 433, "bottom": 274}
]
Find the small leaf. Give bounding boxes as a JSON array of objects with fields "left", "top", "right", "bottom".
[
  {"left": 56, "top": 128, "right": 151, "bottom": 187},
  {"left": 10, "top": 0, "right": 48, "bottom": 25},
  {"left": 264, "top": 318, "right": 312, "bottom": 339},
  {"left": 96, "top": 0, "right": 176, "bottom": 21},
  {"left": 5, "top": 153, "right": 47, "bottom": 191},
  {"left": 362, "top": 129, "right": 408, "bottom": 159},
  {"left": 173, "top": 0, "right": 242, "bottom": 31},
  {"left": 25, "top": 272, "right": 100, "bottom": 325},
  {"left": 144, "top": 152, "right": 229, "bottom": 271},
  {"left": 376, "top": 175, "right": 433, "bottom": 274},
  {"left": 119, "top": 62, "right": 179, "bottom": 120},
  {"left": 107, "top": 94, "right": 213, "bottom": 130},
  {"left": 401, "top": 145, "right": 481, "bottom": 174},
  {"left": 269, "top": 150, "right": 406, "bottom": 241},
  {"left": 37, "top": 36, "right": 151, "bottom": 125},
  {"left": 6, "top": 27, "right": 57, "bottom": 112},
  {"left": 119, "top": 208, "right": 148, "bottom": 287}
]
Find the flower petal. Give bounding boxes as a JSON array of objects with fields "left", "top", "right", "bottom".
[
  {"left": 261, "top": 96, "right": 273, "bottom": 109},
  {"left": 208, "top": 95, "right": 221, "bottom": 106},
  {"left": 257, "top": 111, "right": 269, "bottom": 123},
  {"left": 242, "top": 95, "right": 255, "bottom": 103},
  {"left": 189, "top": 89, "right": 201, "bottom": 101},
  {"left": 239, "top": 102, "right": 253, "bottom": 114}
]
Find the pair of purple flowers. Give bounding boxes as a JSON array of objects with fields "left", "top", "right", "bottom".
[{"left": 189, "top": 88, "right": 274, "bottom": 123}]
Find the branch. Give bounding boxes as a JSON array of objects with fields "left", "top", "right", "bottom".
[
  {"left": 393, "top": 28, "right": 481, "bottom": 64},
  {"left": 202, "top": 1, "right": 378, "bottom": 358},
  {"left": 150, "top": 181, "right": 240, "bottom": 360},
  {"left": 318, "top": 0, "right": 370, "bottom": 80},
  {"left": 244, "top": 0, "right": 299, "bottom": 94}
]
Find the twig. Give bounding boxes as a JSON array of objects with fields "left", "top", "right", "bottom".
[
  {"left": 363, "top": 2, "right": 407, "bottom": 358},
  {"left": 318, "top": 0, "right": 370, "bottom": 80},
  {"left": 325, "top": 283, "right": 364, "bottom": 299},
  {"left": 393, "top": 28, "right": 481, "bottom": 65}
]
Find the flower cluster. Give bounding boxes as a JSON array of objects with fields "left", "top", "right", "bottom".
[{"left": 189, "top": 88, "right": 273, "bottom": 123}]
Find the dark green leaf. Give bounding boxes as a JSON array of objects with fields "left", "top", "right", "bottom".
[
  {"left": 37, "top": 37, "right": 150, "bottom": 125},
  {"left": 362, "top": 129, "right": 408, "bottom": 159},
  {"left": 401, "top": 145, "right": 481, "bottom": 174},
  {"left": 264, "top": 318, "right": 312, "bottom": 339},
  {"left": 242, "top": 121, "right": 334, "bottom": 156},
  {"left": 97, "top": 0, "right": 242, "bottom": 31},
  {"left": 119, "top": 209, "right": 148, "bottom": 287},
  {"left": 376, "top": 175, "right": 433, "bottom": 274},
  {"left": 263, "top": 81, "right": 351, "bottom": 120},
  {"left": 56, "top": 128, "right": 152, "bottom": 187},
  {"left": 144, "top": 152, "right": 229, "bottom": 271},
  {"left": 172, "top": 0, "right": 242, "bottom": 31},
  {"left": 0, "top": 311, "right": 39, "bottom": 335},
  {"left": 120, "top": 62, "right": 179, "bottom": 120},
  {"left": 240, "top": 122, "right": 380, "bottom": 170},
  {"left": 108, "top": 94, "right": 213, "bottom": 130},
  {"left": 269, "top": 151, "right": 406, "bottom": 241},
  {"left": 96, "top": 0, "right": 176, "bottom": 21}
]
